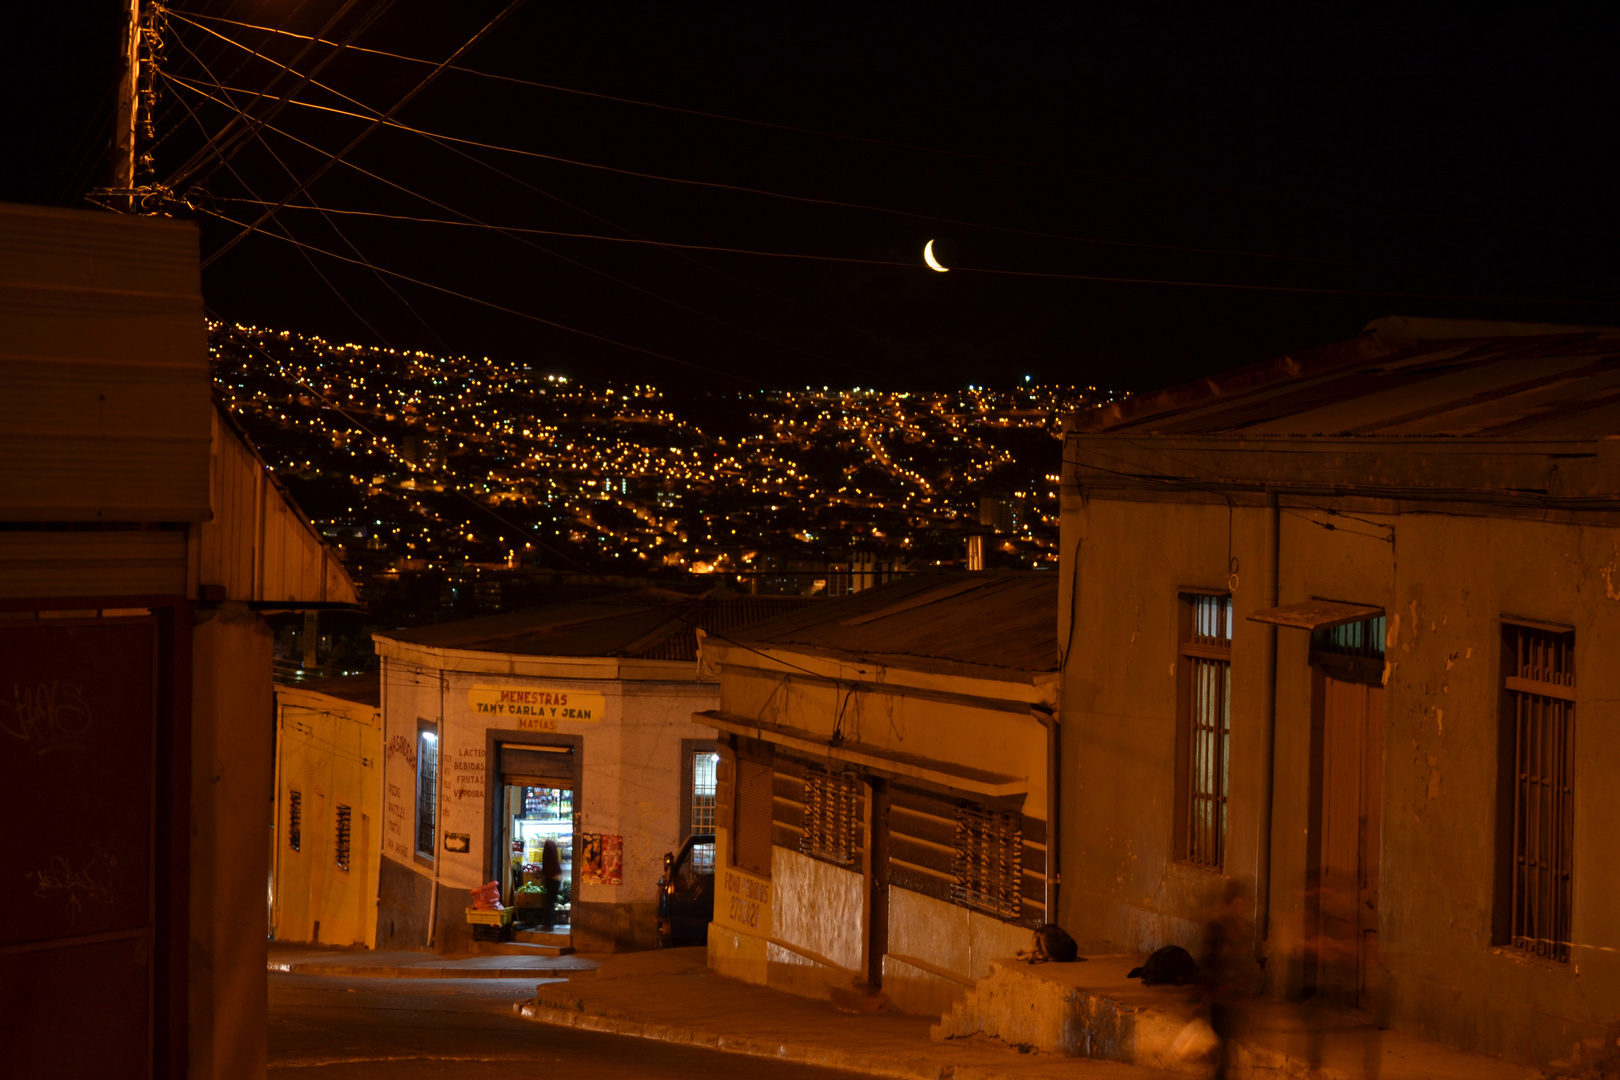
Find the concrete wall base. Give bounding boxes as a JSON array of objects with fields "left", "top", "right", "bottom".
[
  {"left": 708, "top": 922, "right": 768, "bottom": 986},
  {"left": 930, "top": 955, "right": 1198, "bottom": 1073},
  {"left": 883, "top": 953, "right": 974, "bottom": 1017},
  {"left": 707, "top": 922, "right": 859, "bottom": 1001},
  {"left": 572, "top": 900, "right": 657, "bottom": 953}
]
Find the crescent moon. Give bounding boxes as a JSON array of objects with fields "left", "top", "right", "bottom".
[{"left": 923, "top": 239, "right": 949, "bottom": 272}]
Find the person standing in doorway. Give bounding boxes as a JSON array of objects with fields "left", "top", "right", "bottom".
[{"left": 540, "top": 839, "right": 563, "bottom": 929}]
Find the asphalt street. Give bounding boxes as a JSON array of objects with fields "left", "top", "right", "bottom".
[{"left": 269, "top": 972, "right": 870, "bottom": 1078}]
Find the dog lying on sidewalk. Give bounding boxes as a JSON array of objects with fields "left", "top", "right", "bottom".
[{"left": 1017, "top": 923, "right": 1082, "bottom": 964}]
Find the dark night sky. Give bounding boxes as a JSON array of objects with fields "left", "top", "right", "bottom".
[{"left": 6, "top": 3, "right": 1619, "bottom": 393}]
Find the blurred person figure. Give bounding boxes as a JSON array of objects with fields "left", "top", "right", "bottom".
[
  {"left": 1197, "top": 879, "right": 1257, "bottom": 1079},
  {"left": 540, "top": 838, "right": 563, "bottom": 928}
]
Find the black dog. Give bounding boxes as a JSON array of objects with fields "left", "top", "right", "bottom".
[
  {"left": 1019, "top": 923, "right": 1082, "bottom": 964},
  {"left": 1127, "top": 944, "right": 1197, "bottom": 985}
]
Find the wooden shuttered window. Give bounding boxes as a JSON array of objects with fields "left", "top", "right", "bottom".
[{"left": 887, "top": 784, "right": 1044, "bottom": 927}]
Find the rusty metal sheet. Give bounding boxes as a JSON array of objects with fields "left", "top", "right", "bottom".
[{"left": 1246, "top": 600, "right": 1383, "bottom": 631}]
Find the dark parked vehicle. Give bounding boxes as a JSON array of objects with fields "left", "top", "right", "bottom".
[{"left": 656, "top": 833, "right": 715, "bottom": 947}]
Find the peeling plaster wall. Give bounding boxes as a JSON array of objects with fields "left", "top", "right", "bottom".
[
  {"left": 1060, "top": 492, "right": 1620, "bottom": 1066},
  {"left": 1059, "top": 496, "right": 1274, "bottom": 956}
]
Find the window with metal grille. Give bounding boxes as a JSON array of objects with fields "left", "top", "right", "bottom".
[
  {"left": 288, "top": 790, "right": 302, "bottom": 852},
  {"left": 1178, "top": 593, "right": 1232, "bottom": 870},
  {"left": 1501, "top": 623, "right": 1575, "bottom": 962},
  {"left": 952, "top": 804, "right": 1022, "bottom": 918},
  {"left": 416, "top": 728, "right": 438, "bottom": 859},
  {"left": 692, "top": 751, "right": 719, "bottom": 834},
  {"left": 801, "top": 766, "right": 861, "bottom": 866},
  {"left": 334, "top": 805, "right": 352, "bottom": 871}
]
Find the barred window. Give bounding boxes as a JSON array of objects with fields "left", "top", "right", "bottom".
[
  {"left": 691, "top": 751, "right": 719, "bottom": 833},
  {"left": 1502, "top": 623, "right": 1575, "bottom": 962},
  {"left": 952, "top": 804, "right": 1022, "bottom": 919},
  {"left": 288, "top": 790, "right": 302, "bottom": 852},
  {"left": 416, "top": 727, "right": 438, "bottom": 859},
  {"left": 801, "top": 766, "right": 861, "bottom": 866},
  {"left": 334, "top": 805, "right": 352, "bottom": 872},
  {"left": 1178, "top": 593, "right": 1232, "bottom": 870}
]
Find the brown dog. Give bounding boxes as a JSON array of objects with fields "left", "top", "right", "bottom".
[{"left": 1017, "top": 923, "right": 1082, "bottom": 964}]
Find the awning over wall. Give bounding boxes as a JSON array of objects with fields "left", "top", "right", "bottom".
[{"left": 1246, "top": 599, "right": 1384, "bottom": 631}]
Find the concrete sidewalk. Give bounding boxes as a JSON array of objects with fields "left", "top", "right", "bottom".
[
  {"left": 517, "top": 949, "right": 1541, "bottom": 1080},
  {"left": 521, "top": 949, "right": 1184, "bottom": 1080},
  {"left": 267, "top": 941, "right": 599, "bottom": 980}
]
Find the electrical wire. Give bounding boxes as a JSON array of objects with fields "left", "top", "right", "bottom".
[
  {"left": 160, "top": 52, "right": 1564, "bottom": 289},
  {"left": 175, "top": 10, "right": 899, "bottom": 354},
  {"left": 173, "top": 8, "right": 1616, "bottom": 243},
  {"left": 200, "top": 206, "right": 779, "bottom": 388},
  {"left": 160, "top": 19, "right": 432, "bottom": 347},
  {"left": 166, "top": 73, "right": 880, "bottom": 384},
  {"left": 166, "top": 0, "right": 388, "bottom": 192},
  {"left": 201, "top": 0, "right": 526, "bottom": 269},
  {"left": 162, "top": 56, "right": 875, "bottom": 375},
  {"left": 213, "top": 315, "right": 623, "bottom": 584}
]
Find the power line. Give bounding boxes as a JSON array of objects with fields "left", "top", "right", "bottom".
[
  {"left": 208, "top": 311, "right": 626, "bottom": 586},
  {"left": 167, "top": 74, "right": 882, "bottom": 382},
  {"left": 163, "top": 53, "right": 1576, "bottom": 291},
  {"left": 175, "top": 10, "right": 900, "bottom": 354},
  {"left": 160, "top": 18, "right": 437, "bottom": 348},
  {"left": 166, "top": 0, "right": 389, "bottom": 192},
  {"left": 173, "top": 8, "right": 1612, "bottom": 242},
  {"left": 161, "top": 45, "right": 880, "bottom": 376},
  {"left": 195, "top": 191, "right": 1620, "bottom": 309},
  {"left": 200, "top": 206, "right": 779, "bottom": 388},
  {"left": 201, "top": 0, "right": 526, "bottom": 269}
]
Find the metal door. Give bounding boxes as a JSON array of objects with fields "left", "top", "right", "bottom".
[
  {"left": 1317, "top": 675, "right": 1384, "bottom": 1009},
  {"left": 0, "top": 618, "right": 158, "bottom": 1078}
]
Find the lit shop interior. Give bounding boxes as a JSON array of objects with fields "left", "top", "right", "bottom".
[{"left": 497, "top": 745, "right": 576, "bottom": 932}]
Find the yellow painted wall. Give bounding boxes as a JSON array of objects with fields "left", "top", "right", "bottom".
[{"left": 273, "top": 685, "right": 381, "bottom": 948}]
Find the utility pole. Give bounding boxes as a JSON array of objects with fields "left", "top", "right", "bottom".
[
  {"left": 94, "top": 0, "right": 167, "bottom": 213},
  {"left": 109, "top": 0, "right": 140, "bottom": 208}
]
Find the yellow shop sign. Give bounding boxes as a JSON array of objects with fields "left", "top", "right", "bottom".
[{"left": 468, "top": 687, "right": 605, "bottom": 730}]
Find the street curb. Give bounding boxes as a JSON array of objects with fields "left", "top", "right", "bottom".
[
  {"left": 517, "top": 1001, "right": 1048, "bottom": 1080},
  {"left": 270, "top": 961, "right": 589, "bottom": 980}
]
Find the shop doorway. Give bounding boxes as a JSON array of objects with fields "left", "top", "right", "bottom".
[{"left": 496, "top": 743, "right": 577, "bottom": 935}]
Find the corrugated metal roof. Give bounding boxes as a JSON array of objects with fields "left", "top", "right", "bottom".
[
  {"left": 0, "top": 202, "right": 211, "bottom": 521},
  {"left": 380, "top": 589, "right": 818, "bottom": 661},
  {"left": 1074, "top": 317, "right": 1620, "bottom": 439},
  {"left": 718, "top": 572, "right": 1059, "bottom": 677}
]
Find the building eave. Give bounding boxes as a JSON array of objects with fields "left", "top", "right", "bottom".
[
  {"left": 693, "top": 709, "right": 1029, "bottom": 799},
  {"left": 373, "top": 633, "right": 705, "bottom": 682}
]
